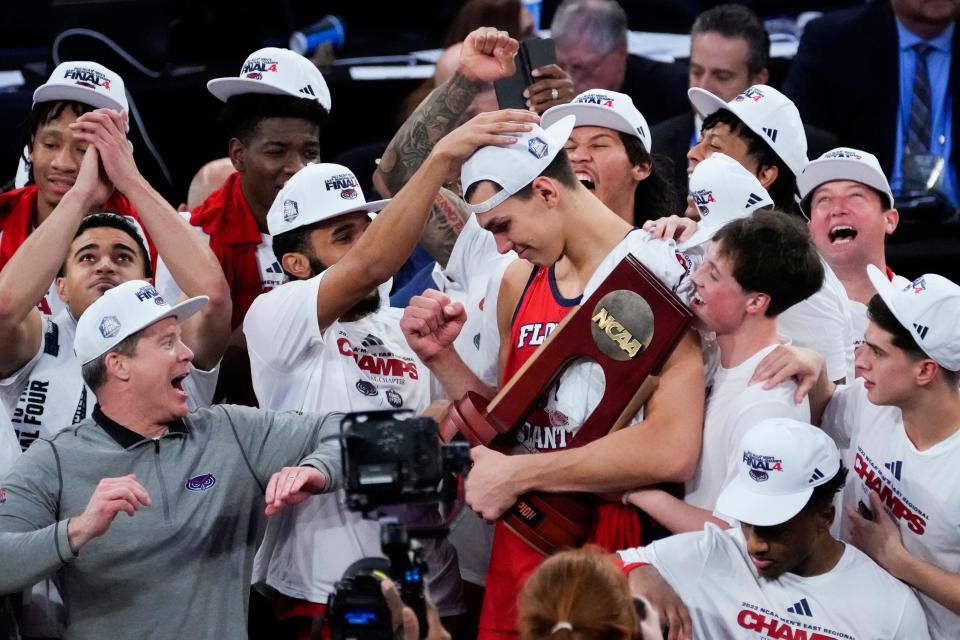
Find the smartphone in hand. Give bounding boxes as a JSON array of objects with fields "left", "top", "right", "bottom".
[{"left": 494, "top": 37, "right": 556, "bottom": 110}]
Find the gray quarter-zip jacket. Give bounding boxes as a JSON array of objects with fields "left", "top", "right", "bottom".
[{"left": 0, "top": 403, "right": 343, "bottom": 639}]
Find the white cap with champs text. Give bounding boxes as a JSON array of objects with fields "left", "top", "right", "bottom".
[
  {"left": 461, "top": 114, "right": 576, "bottom": 215},
  {"left": 75, "top": 280, "right": 207, "bottom": 365},
  {"left": 716, "top": 418, "right": 841, "bottom": 527},
  {"left": 867, "top": 265, "right": 960, "bottom": 371}
]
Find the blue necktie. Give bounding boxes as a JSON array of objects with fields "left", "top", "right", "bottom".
[{"left": 906, "top": 43, "right": 933, "bottom": 156}]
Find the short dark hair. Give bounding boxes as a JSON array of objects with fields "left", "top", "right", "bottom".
[
  {"left": 219, "top": 93, "right": 328, "bottom": 145},
  {"left": 866, "top": 294, "right": 925, "bottom": 357},
  {"left": 802, "top": 464, "right": 848, "bottom": 515},
  {"left": 23, "top": 100, "right": 97, "bottom": 184},
  {"left": 702, "top": 109, "right": 798, "bottom": 213},
  {"left": 867, "top": 293, "right": 960, "bottom": 379},
  {"left": 59, "top": 212, "right": 153, "bottom": 278},
  {"left": 691, "top": 4, "right": 770, "bottom": 76},
  {"left": 712, "top": 209, "right": 824, "bottom": 316},
  {"left": 272, "top": 219, "right": 336, "bottom": 280},
  {"left": 80, "top": 331, "right": 142, "bottom": 392},
  {"left": 618, "top": 132, "right": 680, "bottom": 224}
]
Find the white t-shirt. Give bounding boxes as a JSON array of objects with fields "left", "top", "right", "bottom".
[
  {"left": 419, "top": 214, "right": 512, "bottom": 586},
  {"left": 778, "top": 260, "right": 855, "bottom": 383},
  {"left": 154, "top": 212, "right": 286, "bottom": 304},
  {"left": 0, "top": 402, "right": 19, "bottom": 479},
  {"left": 0, "top": 309, "right": 218, "bottom": 452},
  {"left": 245, "top": 274, "right": 462, "bottom": 611},
  {"left": 685, "top": 345, "right": 810, "bottom": 515},
  {"left": 823, "top": 381, "right": 960, "bottom": 639},
  {"left": 619, "top": 524, "right": 931, "bottom": 640}
]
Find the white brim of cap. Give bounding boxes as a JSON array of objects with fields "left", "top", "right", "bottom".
[
  {"left": 678, "top": 224, "right": 719, "bottom": 250},
  {"left": 207, "top": 77, "right": 299, "bottom": 103},
  {"left": 541, "top": 103, "right": 648, "bottom": 151},
  {"left": 715, "top": 474, "right": 813, "bottom": 527},
  {"left": 798, "top": 157, "right": 894, "bottom": 204},
  {"left": 33, "top": 85, "right": 125, "bottom": 112},
  {"left": 283, "top": 197, "right": 392, "bottom": 234},
  {"left": 78, "top": 295, "right": 209, "bottom": 365},
  {"left": 688, "top": 87, "right": 728, "bottom": 121},
  {"left": 463, "top": 115, "right": 577, "bottom": 214},
  {"left": 867, "top": 263, "right": 911, "bottom": 332}
]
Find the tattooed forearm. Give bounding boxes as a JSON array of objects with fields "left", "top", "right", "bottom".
[
  {"left": 421, "top": 188, "right": 469, "bottom": 268},
  {"left": 375, "top": 72, "right": 483, "bottom": 197}
]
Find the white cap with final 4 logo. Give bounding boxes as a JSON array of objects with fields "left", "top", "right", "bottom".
[
  {"left": 266, "top": 163, "right": 390, "bottom": 237},
  {"left": 716, "top": 418, "right": 840, "bottom": 527},
  {"left": 679, "top": 152, "right": 773, "bottom": 250},
  {"left": 207, "top": 47, "right": 331, "bottom": 111},
  {"left": 33, "top": 60, "right": 128, "bottom": 113},
  {"left": 75, "top": 280, "right": 207, "bottom": 365}
]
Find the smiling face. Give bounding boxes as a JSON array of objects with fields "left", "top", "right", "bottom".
[
  {"left": 121, "top": 317, "right": 195, "bottom": 420},
  {"left": 687, "top": 122, "right": 759, "bottom": 177},
  {"left": 689, "top": 240, "right": 763, "bottom": 334},
  {"left": 57, "top": 226, "right": 150, "bottom": 318},
  {"left": 807, "top": 180, "right": 897, "bottom": 272},
  {"left": 563, "top": 126, "right": 648, "bottom": 222},
  {"left": 231, "top": 117, "right": 321, "bottom": 219}
]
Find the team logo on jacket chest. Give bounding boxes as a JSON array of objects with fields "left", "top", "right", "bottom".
[{"left": 185, "top": 473, "right": 217, "bottom": 491}]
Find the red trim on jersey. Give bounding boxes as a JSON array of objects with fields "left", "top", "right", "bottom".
[
  {"left": 189, "top": 171, "right": 264, "bottom": 329},
  {"left": 0, "top": 184, "right": 153, "bottom": 273},
  {"left": 501, "top": 266, "right": 581, "bottom": 385}
]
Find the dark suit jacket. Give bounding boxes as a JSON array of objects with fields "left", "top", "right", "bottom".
[
  {"left": 652, "top": 109, "right": 839, "bottom": 213},
  {"left": 621, "top": 54, "right": 690, "bottom": 126},
  {"left": 783, "top": 0, "right": 960, "bottom": 177}
]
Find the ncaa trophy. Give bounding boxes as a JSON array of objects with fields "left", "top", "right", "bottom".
[{"left": 440, "top": 254, "right": 693, "bottom": 555}]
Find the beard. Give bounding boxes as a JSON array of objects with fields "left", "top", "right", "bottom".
[
  {"left": 305, "top": 254, "right": 380, "bottom": 319},
  {"left": 350, "top": 291, "right": 382, "bottom": 319}
]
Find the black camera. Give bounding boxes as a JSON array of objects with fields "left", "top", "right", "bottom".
[{"left": 327, "top": 410, "right": 471, "bottom": 640}]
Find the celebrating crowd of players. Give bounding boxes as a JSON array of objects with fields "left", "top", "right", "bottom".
[{"left": 1, "top": 1, "right": 959, "bottom": 639}]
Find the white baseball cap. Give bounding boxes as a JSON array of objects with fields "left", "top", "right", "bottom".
[
  {"left": 716, "top": 418, "right": 841, "bottom": 527},
  {"left": 679, "top": 153, "right": 773, "bottom": 249},
  {"left": 867, "top": 265, "right": 960, "bottom": 371},
  {"left": 540, "top": 89, "right": 652, "bottom": 153},
  {"left": 267, "top": 163, "right": 389, "bottom": 236},
  {"left": 75, "top": 280, "right": 207, "bottom": 365},
  {"left": 798, "top": 147, "right": 894, "bottom": 210},
  {"left": 208, "top": 47, "right": 332, "bottom": 112},
  {"left": 461, "top": 114, "right": 577, "bottom": 215},
  {"left": 689, "top": 84, "right": 808, "bottom": 177},
  {"left": 33, "top": 61, "right": 128, "bottom": 113}
]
